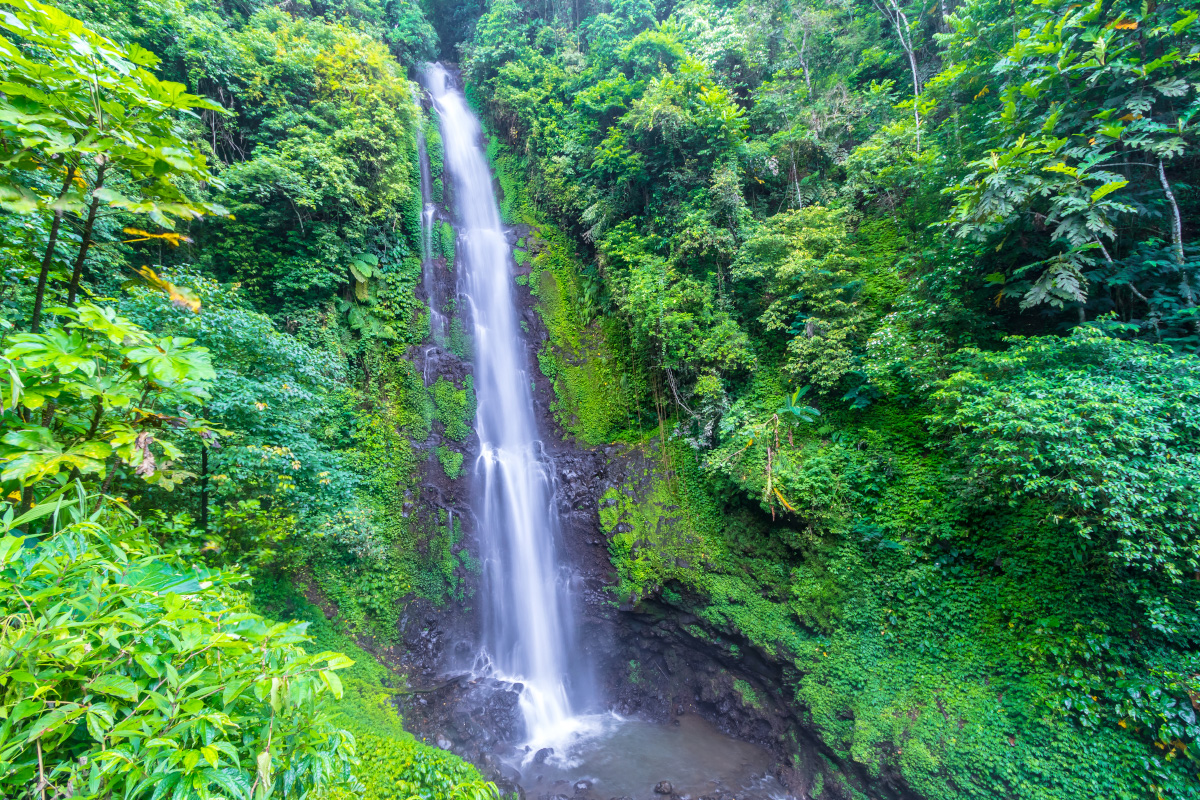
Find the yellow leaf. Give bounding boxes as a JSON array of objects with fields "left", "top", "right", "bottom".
[
  {"left": 772, "top": 486, "right": 796, "bottom": 512},
  {"left": 1113, "top": 19, "right": 1137, "bottom": 29},
  {"left": 135, "top": 266, "right": 201, "bottom": 313},
  {"left": 123, "top": 227, "right": 191, "bottom": 247}
]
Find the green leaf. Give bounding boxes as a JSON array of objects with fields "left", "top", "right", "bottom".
[
  {"left": 1090, "top": 179, "right": 1128, "bottom": 202},
  {"left": 26, "top": 705, "right": 79, "bottom": 740},
  {"left": 318, "top": 670, "right": 342, "bottom": 699},
  {"left": 90, "top": 674, "right": 139, "bottom": 701},
  {"left": 256, "top": 749, "right": 272, "bottom": 789},
  {"left": 1171, "top": 10, "right": 1197, "bottom": 34},
  {"left": 221, "top": 680, "right": 249, "bottom": 708},
  {"left": 0, "top": 534, "right": 25, "bottom": 565},
  {"left": 319, "top": 653, "right": 354, "bottom": 671},
  {"left": 208, "top": 767, "right": 251, "bottom": 799}
]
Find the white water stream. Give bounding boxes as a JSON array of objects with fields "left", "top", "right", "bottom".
[
  {"left": 414, "top": 97, "right": 445, "bottom": 342},
  {"left": 418, "top": 67, "right": 791, "bottom": 799},
  {"left": 423, "top": 64, "right": 586, "bottom": 750}
]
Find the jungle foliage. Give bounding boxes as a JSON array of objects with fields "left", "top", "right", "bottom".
[
  {"left": 461, "top": 0, "right": 1200, "bottom": 796},
  {"left": 0, "top": 0, "right": 494, "bottom": 796},
  {"left": 3, "top": 0, "right": 1199, "bottom": 793}
]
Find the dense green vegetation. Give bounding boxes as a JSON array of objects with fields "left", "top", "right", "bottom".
[
  {"left": 3, "top": 0, "right": 1199, "bottom": 794},
  {"left": 0, "top": 0, "right": 493, "bottom": 796},
  {"left": 463, "top": 0, "right": 1200, "bottom": 797}
]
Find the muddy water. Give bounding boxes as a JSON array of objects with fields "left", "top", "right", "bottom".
[{"left": 506, "top": 715, "right": 787, "bottom": 800}]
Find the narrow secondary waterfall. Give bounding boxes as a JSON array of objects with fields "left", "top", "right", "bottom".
[
  {"left": 423, "top": 64, "right": 582, "bottom": 746},
  {"left": 414, "top": 98, "right": 444, "bottom": 342}
]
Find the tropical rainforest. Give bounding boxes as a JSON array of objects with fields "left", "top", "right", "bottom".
[{"left": 0, "top": 0, "right": 1197, "bottom": 795}]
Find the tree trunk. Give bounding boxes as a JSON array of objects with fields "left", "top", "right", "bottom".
[
  {"left": 874, "top": 0, "right": 922, "bottom": 150},
  {"left": 800, "top": 23, "right": 812, "bottom": 94},
  {"left": 1157, "top": 159, "right": 1198, "bottom": 334},
  {"left": 30, "top": 164, "right": 77, "bottom": 333},
  {"left": 67, "top": 161, "right": 108, "bottom": 307},
  {"left": 199, "top": 441, "right": 209, "bottom": 534},
  {"left": 1158, "top": 161, "right": 1188, "bottom": 277}
]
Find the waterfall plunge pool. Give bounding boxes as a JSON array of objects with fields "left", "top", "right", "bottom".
[{"left": 499, "top": 713, "right": 788, "bottom": 800}]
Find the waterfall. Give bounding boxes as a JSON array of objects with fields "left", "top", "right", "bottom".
[
  {"left": 414, "top": 95, "right": 445, "bottom": 343},
  {"left": 422, "top": 64, "right": 583, "bottom": 746}
]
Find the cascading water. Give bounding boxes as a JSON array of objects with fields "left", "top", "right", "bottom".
[
  {"left": 416, "top": 66, "right": 790, "bottom": 799},
  {"left": 422, "top": 63, "right": 585, "bottom": 748},
  {"left": 414, "top": 97, "right": 445, "bottom": 342}
]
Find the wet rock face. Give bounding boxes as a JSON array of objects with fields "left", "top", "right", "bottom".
[
  {"left": 395, "top": 215, "right": 921, "bottom": 800},
  {"left": 401, "top": 675, "right": 526, "bottom": 778}
]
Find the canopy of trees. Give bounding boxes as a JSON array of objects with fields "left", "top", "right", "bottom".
[
  {"left": 1, "top": 0, "right": 1198, "bottom": 796},
  {"left": 460, "top": 0, "right": 1200, "bottom": 796}
]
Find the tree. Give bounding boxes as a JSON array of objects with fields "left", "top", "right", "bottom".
[
  {"left": 943, "top": 0, "right": 1200, "bottom": 334},
  {"left": 0, "top": 300, "right": 218, "bottom": 502},
  {"left": 0, "top": 0, "right": 227, "bottom": 331},
  {"left": 931, "top": 327, "right": 1200, "bottom": 578}
]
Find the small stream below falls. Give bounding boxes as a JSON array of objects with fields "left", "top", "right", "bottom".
[{"left": 417, "top": 64, "right": 794, "bottom": 800}]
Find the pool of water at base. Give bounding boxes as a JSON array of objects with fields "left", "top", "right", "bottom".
[{"left": 503, "top": 714, "right": 790, "bottom": 800}]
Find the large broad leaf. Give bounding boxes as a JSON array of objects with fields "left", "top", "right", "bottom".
[
  {"left": 6, "top": 329, "right": 96, "bottom": 376},
  {"left": 126, "top": 337, "right": 214, "bottom": 383},
  {"left": 90, "top": 674, "right": 139, "bottom": 701},
  {"left": 1, "top": 428, "right": 111, "bottom": 483},
  {"left": 119, "top": 559, "right": 220, "bottom": 594},
  {"left": 74, "top": 303, "right": 147, "bottom": 345}
]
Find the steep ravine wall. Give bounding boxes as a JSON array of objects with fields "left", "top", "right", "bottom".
[
  {"left": 389, "top": 162, "right": 917, "bottom": 798},
  {"left": 379, "top": 80, "right": 911, "bottom": 796}
]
